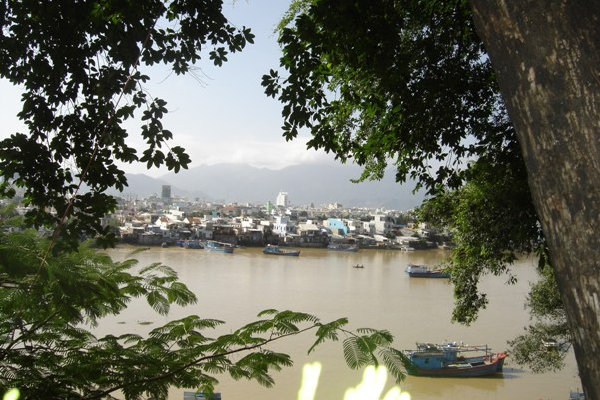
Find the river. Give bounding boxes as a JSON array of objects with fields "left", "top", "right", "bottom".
[{"left": 101, "top": 246, "right": 581, "bottom": 400}]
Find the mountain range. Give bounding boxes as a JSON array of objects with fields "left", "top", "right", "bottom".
[{"left": 118, "top": 162, "right": 424, "bottom": 211}]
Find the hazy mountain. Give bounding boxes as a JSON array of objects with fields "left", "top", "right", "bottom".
[{"left": 115, "top": 162, "right": 424, "bottom": 211}]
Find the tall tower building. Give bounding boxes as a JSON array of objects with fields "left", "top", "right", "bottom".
[
  {"left": 161, "top": 185, "right": 172, "bottom": 204},
  {"left": 276, "top": 191, "right": 289, "bottom": 207}
]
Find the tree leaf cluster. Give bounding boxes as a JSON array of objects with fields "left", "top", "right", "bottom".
[
  {"left": 507, "top": 259, "right": 571, "bottom": 373},
  {"left": 0, "top": 0, "right": 254, "bottom": 248},
  {"left": 263, "top": 0, "right": 514, "bottom": 193}
]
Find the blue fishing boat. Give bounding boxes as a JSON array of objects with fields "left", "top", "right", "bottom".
[
  {"left": 405, "top": 264, "right": 450, "bottom": 278},
  {"left": 262, "top": 245, "right": 300, "bottom": 256},
  {"left": 205, "top": 240, "right": 234, "bottom": 253},
  {"left": 405, "top": 342, "right": 507, "bottom": 377}
]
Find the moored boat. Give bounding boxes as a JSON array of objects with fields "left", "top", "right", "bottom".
[
  {"left": 569, "top": 390, "right": 586, "bottom": 400},
  {"left": 205, "top": 240, "right": 234, "bottom": 253},
  {"left": 405, "top": 342, "right": 507, "bottom": 377},
  {"left": 405, "top": 264, "right": 450, "bottom": 278},
  {"left": 327, "top": 243, "right": 359, "bottom": 252},
  {"left": 177, "top": 239, "right": 203, "bottom": 249},
  {"left": 262, "top": 245, "right": 300, "bottom": 256}
]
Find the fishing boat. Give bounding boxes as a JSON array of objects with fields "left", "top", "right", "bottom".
[
  {"left": 405, "top": 264, "right": 450, "bottom": 278},
  {"left": 569, "top": 390, "right": 586, "bottom": 400},
  {"left": 404, "top": 342, "right": 507, "bottom": 377},
  {"left": 177, "top": 239, "right": 203, "bottom": 249},
  {"left": 327, "top": 243, "right": 359, "bottom": 252},
  {"left": 183, "top": 392, "right": 221, "bottom": 399},
  {"left": 205, "top": 240, "right": 234, "bottom": 253},
  {"left": 262, "top": 245, "right": 300, "bottom": 256}
]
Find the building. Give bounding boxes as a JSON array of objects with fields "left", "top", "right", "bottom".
[
  {"left": 272, "top": 215, "right": 295, "bottom": 237},
  {"left": 324, "top": 218, "right": 349, "bottom": 235},
  {"left": 161, "top": 185, "right": 172, "bottom": 204},
  {"left": 373, "top": 214, "right": 395, "bottom": 235},
  {"left": 276, "top": 191, "right": 289, "bottom": 207}
]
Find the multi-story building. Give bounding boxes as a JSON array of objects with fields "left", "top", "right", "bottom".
[
  {"left": 276, "top": 191, "right": 289, "bottom": 207},
  {"left": 373, "top": 214, "right": 395, "bottom": 235},
  {"left": 161, "top": 185, "right": 172, "bottom": 204},
  {"left": 272, "top": 215, "right": 295, "bottom": 236}
]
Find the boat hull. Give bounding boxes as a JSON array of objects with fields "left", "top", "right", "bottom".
[
  {"left": 327, "top": 245, "right": 359, "bottom": 252},
  {"left": 263, "top": 246, "right": 300, "bottom": 256},
  {"left": 205, "top": 241, "right": 234, "bottom": 253},
  {"left": 407, "top": 353, "right": 507, "bottom": 377},
  {"left": 405, "top": 264, "right": 450, "bottom": 278},
  {"left": 407, "top": 271, "right": 450, "bottom": 278},
  {"left": 207, "top": 247, "right": 233, "bottom": 253}
]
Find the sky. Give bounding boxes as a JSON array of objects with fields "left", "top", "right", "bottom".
[{"left": 0, "top": 0, "right": 334, "bottom": 177}]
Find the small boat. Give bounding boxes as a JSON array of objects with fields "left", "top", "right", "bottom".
[
  {"left": 405, "top": 342, "right": 507, "bottom": 377},
  {"left": 183, "top": 392, "right": 221, "bottom": 399},
  {"left": 262, "top": 245, "right": 300, "bottom": 256},
  {"left": 569, "top": 390, "right": 586, "bottom": 400},
  {"left": 177, "top": 240, "right": 203, "bottom": 249},
  {"left": 405, "top": 264, "right": 450, "bottom": 278},
  {"left": 205, "top": 240, "right": 234, "bottom": 253},
  {"left": 327, "top": 243, "right": 359, "bottom": 252},
  {"left": 353, "top": 264, "right": 364, "bottom": 269}
]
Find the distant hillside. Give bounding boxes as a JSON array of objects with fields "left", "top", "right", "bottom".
[{"left": 116, "top": 162, "right": 424, "bottom": 211}]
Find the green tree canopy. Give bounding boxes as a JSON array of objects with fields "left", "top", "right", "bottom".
[
  {"left": 263, "top": 0, "right": 515, "bottom": 193},
  {"left": 263, "top": 0, "right": 578, "bottom": 376},
  {"left": 0, "top": 0, "right": 254, "bottom": 249}
]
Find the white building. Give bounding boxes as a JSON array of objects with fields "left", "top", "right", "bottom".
[
  {"left": 273, "top": 215, "right": 295, "bottom": 237},
  {"left": 373, "top": 214, "right": 395, "bottom": 235},
  {"left": 276, "top": 191, "right": 290, "bottom": 207}
]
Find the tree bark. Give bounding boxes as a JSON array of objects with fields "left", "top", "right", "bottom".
[{"left": 468, "top": 1, "right": 600, "bottom": 399}]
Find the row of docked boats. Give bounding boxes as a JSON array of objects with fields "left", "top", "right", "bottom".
[{"left": 175, "top": 241, "right": 304, "bottom": 256}]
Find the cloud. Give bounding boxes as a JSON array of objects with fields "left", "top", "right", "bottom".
[{"left": 185, "top": 137, "right": 332, "bottom": 169}]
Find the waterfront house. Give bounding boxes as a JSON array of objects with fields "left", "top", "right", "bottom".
[
  {"left": 273, "top": 215, "right": 296, "bottom": 237},
  {"left": 324, "top": 218, "right": 349, "bottom": 235},
  {"left": 297, "top": 222, "right": 328, "bottom": 247}
]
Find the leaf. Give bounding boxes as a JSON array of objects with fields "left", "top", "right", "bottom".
[
  {"left": 378, "top": 347, "right": 409, "bottom": 382},
  {"left": 342, "top": 336, "right": 372, "bottom": 369},
  {"left": 308, "top": 317, "right": 348, "bottom": 354}
]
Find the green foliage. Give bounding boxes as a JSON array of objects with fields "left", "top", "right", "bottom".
[
  {"left": 415, "top": 159, "right": 570, "bottom": 372},
  {"left": 417, "top": 159, "right": 542, "bottom": 323},
  {"left": 508, "top": 261, "right": 571, "bottom": 373},
  {"left": 265, "top": 0, "right": 571, "bottom": 374},
  {"left": 263, "top": 0, "right": 514, "bottom": 194},
  {"left": 0, "top": 0, "right": 254, "bottom": 248}
]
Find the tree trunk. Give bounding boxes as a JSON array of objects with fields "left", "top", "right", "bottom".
[{"left": 468, "top": 1, "right": 600, "bottom": 399}]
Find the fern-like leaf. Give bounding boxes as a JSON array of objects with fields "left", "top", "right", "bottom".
[
  {"left": 308, "top": 317, "right": 348, "bottom": 354},
  {"left": 343, "top": 336, "right": 372, "bottom": 369},
  {"left": 379, "top": 347, "right": 409, "bottom": 382}
]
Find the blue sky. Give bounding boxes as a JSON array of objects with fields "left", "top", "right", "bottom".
[{"left": 0, "top": 0, "right": 333, "bottom": 177}]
